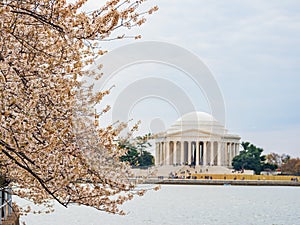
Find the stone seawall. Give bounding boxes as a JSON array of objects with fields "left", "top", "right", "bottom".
[{"left": 144, "top": 179, "right": 300, "bottom": 186}]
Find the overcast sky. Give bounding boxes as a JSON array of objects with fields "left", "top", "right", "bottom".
[{"left": 84, "top": 0, "right": 300, "bottom": 157}]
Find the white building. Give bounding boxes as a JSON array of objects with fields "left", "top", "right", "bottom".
[{"left": 155, "top": 111, "right": 241, "bottom": 167}]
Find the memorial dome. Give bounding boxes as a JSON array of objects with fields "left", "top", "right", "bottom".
[
  {"left": 167, "top": 111, "right": 226, "bottom": 135},
  {"left": 176, "top": 111, "right": 216, "bottom": 123}
]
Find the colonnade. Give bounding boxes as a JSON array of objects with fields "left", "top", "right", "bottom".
[{"left": 155, "top": 140, "right": 240, "bottom": 167}]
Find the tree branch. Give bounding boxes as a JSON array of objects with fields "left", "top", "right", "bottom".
[{"left": 1, "top": 147, "right": 67, "bottom": 208}]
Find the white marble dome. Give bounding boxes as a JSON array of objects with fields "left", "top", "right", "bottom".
[
  {"left": 177, "top": 111, "right": 216, "bottom": 123},
  {"left": 167, "top": 111, "right": 227, "bottom": 135}
]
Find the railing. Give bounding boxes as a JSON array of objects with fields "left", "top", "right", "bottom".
[{"left": 0, "top": 187, "right": 12, "bottom": 224}]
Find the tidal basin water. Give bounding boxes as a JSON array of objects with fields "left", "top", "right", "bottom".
[{"left": 17, "top": 185, "right": 300, "bottom": 225}]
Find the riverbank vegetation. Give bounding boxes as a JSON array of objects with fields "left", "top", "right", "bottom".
[{"left": 232, "top": 142, "right": 300, "bottom": 175}]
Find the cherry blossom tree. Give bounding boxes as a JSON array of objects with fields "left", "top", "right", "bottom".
[{"left": 0, "top": 0, "right": 157, "bottom": 215}]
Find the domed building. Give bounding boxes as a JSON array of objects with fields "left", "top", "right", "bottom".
[{"left": 155, "top": 112, "right": 240, "bottom": 167}]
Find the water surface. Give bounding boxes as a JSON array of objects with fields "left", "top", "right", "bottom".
[{"left": 17, "top": 185, "right": 300, "bottom": 225}]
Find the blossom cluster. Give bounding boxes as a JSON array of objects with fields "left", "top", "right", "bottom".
[{"left": 0, "top": 0, "right": 157, "bottom": 214}]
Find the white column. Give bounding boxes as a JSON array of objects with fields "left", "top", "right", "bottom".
[
  {"left": 159, "top": 143, "right": 161, "bottom": 165},
  {"left": 173, "top": 142, "right": 177, "bottom": 165},
  {"left": 188, "top": 142, "right": 192, "bottom": 165},
  {"left": 159, "top": 143, "right": 162, "bottom": 165},
  {"left": 155, "top": 143, "right": 159, "bottom": 166},
  {"left": 210, "top": 142, "right": 214, "bottom": 165},
  {"left": 180, "top": 141, "right": 184, "bottom": 165},
  {"left": 234, "top": 143, "right": 237, "bottom": 157},
  {"left": 159, "top": 144, "right": 162, "bottom": 165},
  {"left": 224, "top": 143, "right": 228, "bottom": 166},
  {"left": 196, "top": 142, "right": 199, "bottom": 166},
  {"left": 161, "top": 142, "right": 166, "bottom": 165},
  {"left": 162, "top": 142, "right": 164, "bottom": 165},
  {"left": 235, "top": 143, "right": 239, "bottom": 156},
  {"left": 218, "top": 141, "right": 224, "bottom": 166},
  {"left": 217, "top": 142, "right": 222, "bottom": 166},
  {"left": 232, "top": 143, "right": 236, "bottom": 158},
  {"left": 156, "top": 144, "right": 159, "bottom": 165},
  {"left": 168, "top": 142, "right": 174, "bottom": 165},
  {"left": 227, "top": 143, "right": 230, "bottom": 166},
  {"left": 222, "top": 142, "right": 225, "bottom": 166},
  {"left": 232, "top": 143, "right": 235, "bottom": 161},
  {"left": 228, "top": 143, "right": 232, "bottom": 165},
  {"left": 232, "top": 143, "right": 235, "bottom": 162},
  {"left": 166, "top": 141, "right": 170, "bottom": 165},
  {"left": 203, "top": 142, "right": 207, "bottom": 166}
]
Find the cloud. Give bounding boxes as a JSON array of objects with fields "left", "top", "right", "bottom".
[{"left": 85, "top": 0, "right": 300, "bottom": 156}]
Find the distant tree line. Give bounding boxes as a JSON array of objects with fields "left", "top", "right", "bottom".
[
  {"left": 266, "top": 152, "right": 300, "bottom": 175},
  {"left": 232, "top": 142, "right": 300, "bottom": 175}
]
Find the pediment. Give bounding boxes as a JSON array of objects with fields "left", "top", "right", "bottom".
[{"left": 167, "top": 129, "right": 215, "bottom": 137}]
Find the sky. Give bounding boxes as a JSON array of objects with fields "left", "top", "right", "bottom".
[{"left": 83, "top": 0, "right": 300, "bottom": 157}]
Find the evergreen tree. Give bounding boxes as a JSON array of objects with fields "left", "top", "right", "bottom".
[
  {"left": 119, "top": 134, "right": 154, "bottom": 167},
  {"left": 232, "top": 142, "right": 267, "bottom": 174}
]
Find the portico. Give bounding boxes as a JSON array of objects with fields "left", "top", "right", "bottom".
[{"left": 155, "top": 112, "right": 240, "bottom": 167}]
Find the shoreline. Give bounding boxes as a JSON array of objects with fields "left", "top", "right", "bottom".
[{"left": 143, "top": 178, "right": 300, "bottom": 186}]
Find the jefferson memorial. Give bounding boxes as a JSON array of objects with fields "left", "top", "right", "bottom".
[{"left": 155, "top": 111, "right": 241, "bottom": 167}]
